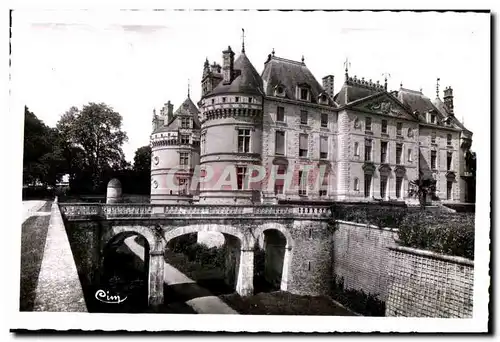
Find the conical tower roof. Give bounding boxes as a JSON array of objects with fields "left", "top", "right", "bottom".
[{"left": 210, "top": 52, "right": 263, "bottom": 96}]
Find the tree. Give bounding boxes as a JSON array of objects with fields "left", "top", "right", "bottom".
[
  {"left": 56, "top": 103, "right": 128, "bottom": 192},
  {"left": 23, "top": 106, "right": 66, "bottom": 187},
  {"left": 132, "top": 145, "right": 152, "bottom": 194},
  {"left": 408, "top": 176, "right": 437, "bottom": 209}
]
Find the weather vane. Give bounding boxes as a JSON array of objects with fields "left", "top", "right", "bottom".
[{"left": 241, "top": 28, "right": 245, "bottom": 53}]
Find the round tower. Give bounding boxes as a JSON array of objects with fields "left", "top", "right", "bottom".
[
  {"left": 198, "top": 45, "right": 264, "bottom": 205},
  {"left": 150, "top": 96, "right": 201, "bottom": 204}
]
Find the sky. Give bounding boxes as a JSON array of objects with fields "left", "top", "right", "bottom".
[{"left": 11, "top": 10, "right": 490, "bottom": 163}]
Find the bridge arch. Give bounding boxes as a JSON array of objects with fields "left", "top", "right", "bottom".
[
  {"left": 253, "top": 222, "right": 294, "bottom": 292},
  {"left": 162, "top": 224, "right": 254, "bottom": 296},
  {"left": 163, "top": 224, "right": 252, "bottom": 250},
  {"left": 110, "top": 226, "right": 158, "bottom": 251}
]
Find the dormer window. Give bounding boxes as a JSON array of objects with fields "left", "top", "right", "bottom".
[
  {"left": 275, "top": 85, "right": 285, "bottom": 97},
  {"left": 222, "top": 97, "right": 226, "bottom": 103},
  {"left": 248, "top": 97, "right": 253, "bottom": 103},
  {"left": 181, "top": 117, "right": 190, "bottom": 129},
  {"left": 318, "top": 93, "right": 328, "bottom": 105},
  {"left": 430, "top": 114, "right": 436, "bottom": 124},
  {"left": 300, "top": 88, "right": 309, "bottom": 101},
  {"left": 235, "top": 97, "right": 239, "bottom": 102}
]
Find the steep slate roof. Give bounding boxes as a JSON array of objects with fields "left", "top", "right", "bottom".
[
  {"left": 153, "top": 96, "right": 200, "bottom": 133},
  {"left": 334, "top": 77, "right": 385, "bottom": 106},
  {"left": 433, "top": 97, "right": 471, "bottom": 133},
  {"left": 261, "top": 55, "right": 335, "bottom": 106},
  {"left": 210, "top": 52, "right": 264, "bottom": 96}
]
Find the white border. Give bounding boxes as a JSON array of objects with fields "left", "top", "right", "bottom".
[{"left": 2, "top": 0, "right": 493, "bottom": 335}]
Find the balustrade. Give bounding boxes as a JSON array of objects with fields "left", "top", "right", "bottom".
[{"left": 59, "top": 203, "right": 331, "bottom": 219}]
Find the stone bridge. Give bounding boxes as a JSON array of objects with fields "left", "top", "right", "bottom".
[{"left": 59, "top": 203, "right": 333, "bottom": 307}]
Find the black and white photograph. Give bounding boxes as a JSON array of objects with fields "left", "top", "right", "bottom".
[{"left": 5, "top": 5, "right": 491, "bottom": 334}]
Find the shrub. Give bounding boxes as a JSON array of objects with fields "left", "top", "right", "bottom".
[
  {"left": 397, "top": 212, "right": 475, "bottom": 259},
  {"left": 330, "top": 276, "right": 385, "bottom": 316}
]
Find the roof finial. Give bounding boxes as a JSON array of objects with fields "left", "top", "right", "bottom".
[
  {"left": 436, "top": 77, "right": 441, "bottom": 99},
  {"left": 301, "top": 55, "right": 305, "bottom": 63},
  {"left": 272, "top": 48, "right": 275, "bottom": 56},
  {"left": 343, "top": 57, "right": 351, "bottom": 81},
  {"left": 241, "top": 28, "right": 245, "bottom": 53},
  {"left": 382, "top": 72, "right": 391, "bottom": 90},
  {"left": 462, "top": 115, "right": 465, "bottom": 125},
  {"left": 187, "top": 79, "right": 190, "bottom": 98},
  {"left": 419, "top": 86, "right": 423, "bottom": 93},
  {"left": 400, "top": 81, "right": 403, "bottom": 89}
]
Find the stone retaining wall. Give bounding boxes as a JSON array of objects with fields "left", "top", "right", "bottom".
[
  {"left": 332, "top": 220, "right": 397, "bottom": 301},
  {"left": 386, "top": 246, "right": 474, "bottom": 317}
]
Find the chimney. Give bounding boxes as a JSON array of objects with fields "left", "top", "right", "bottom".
[
  {"left": 443, "top": 86, "right": 454, "bottom": 115},
  {"left": 222, "top": 46, "right": 235, "bottom": 85},
  {"left": 167, "top": 101, "right": 174, "bottom": 123},
  {"left": 322, "top": 75, "right": 335, "bottom": 99}
]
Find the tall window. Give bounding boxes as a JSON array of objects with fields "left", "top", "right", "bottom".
[
  {"left": 299, "top": 134, "right": 308, "bottom": 157},
  {"left": 396, "top": 143, "right": 403, "bottom": 165},
  {"left": 431, "top": 150, "right": 437, "bottom": 169},
  {"left": 181, "top": 117, "right": 190, "bottom": 128},
  {"left": 396, "top": 177, "right": 403, "bottom": 199},
  {"left": 180, "top": 134, "right": 190, "bottom": 145},
  {"left": 431, "top": 131, "right": 436, "bottom": 144},
  {"left": 274, "top": 165, "right": 286, "bottom": 195},
  {"left": 365, "top": 139, "right": 372, "bottom": 161},
  {"left": 275, "top": 131, "right": 285, "bottom": 155},
  {"left": 380, "top": 176, "right": 388, "bottom": 198},
  {"left": 319, "top": 172, "right": 328, "bottom": 196},
  {"left": 320, "top": 136, "right": 328, "bottom": 159},
  {"left": 354, "top": 142, "right": 360, "bottom": 156},
  {"left": 408, "top": 148, "right": 413, "bottom": 162},
  {"left": 235, "top": 97, "right": 240, "bottom": 102},
  {"left": 201, "top": 131, "right": 206, "bottom": 154},
  {"left": 447, "top": 133, "right": 452, "bottom": 145},
  {"left": 321, "top": 113, "right": 328, "bottom": 128},
  {"left": 179, "top": 152, "right": 189, "bottom": 166},
  {"left": 300, "top": 110, "right": 308, "bottom": 125},
  {"left": 396, "top": 122, "right": 402, "bottom": 136},
  {"left": 366, "top": 117, "right": 372, "bottom": 131},
  {"left": 381, "top": 141, "right": 388, "bottom": 164},
  {"left": 276, "top": 106, "right": 285, "bottom": 122},
  {"left": 364, "top": 174, "right": 372, "bottom": 198},
  {"left": 431, "top": 114, "right": 436, "bottom": 124},
  {"left": 447, "top": 152, "right": 453, "bottom": 171},
  {"left": 447, "top": 181, "right": 453, "bottom": 200},
  {"left": 381, "top": 120, "right": 388, "bottom": 134},
  {"left": 298, "top": 171, "right": 307, "bottom": 196},
  {"left": 238, "top": 129, "right": 251, "bottom": 153},
  {"left": 236, "top": 166, "right": 247, "bottom": 190},
  {"left": 353, "top": 178, "right": 359, "bottom": 191}
]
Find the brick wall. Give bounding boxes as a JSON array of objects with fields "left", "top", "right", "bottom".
[
  {"left": 386, "top": 246, "right": 474, "bottom": 317},
  {"left": 332, "top": 221, "right": 397, "bottom": 301}
]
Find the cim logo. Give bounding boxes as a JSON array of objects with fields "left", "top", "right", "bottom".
[{"left": 95, "top": 289, "right": 127, "bottom": 304}]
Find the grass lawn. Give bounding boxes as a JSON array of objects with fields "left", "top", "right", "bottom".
[
  {"left": 19, "top": 201, "right": 52, "bottom": 311},
  {"left": 220, "top": 291, "right": 355, "bottom": 316}
]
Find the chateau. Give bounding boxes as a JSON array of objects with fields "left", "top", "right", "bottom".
[{"left": 150, "top": 41, "right": 474, "bottom": 206}]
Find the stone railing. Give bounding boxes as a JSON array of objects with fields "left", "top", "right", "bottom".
[{"left": 59, "top": 203, "right": 332, "bottom": 220}]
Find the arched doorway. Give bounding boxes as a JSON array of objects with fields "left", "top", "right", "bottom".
[
  {"left": 254, "top": 229, "right": 288, "bottom": 293},
  {"left": 98, "top": 232, "right": 150, "bottom": 313}
]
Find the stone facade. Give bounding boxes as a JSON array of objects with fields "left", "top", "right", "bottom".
[{"left": 150, "top": 43, "right": 474, "bottom": 205}]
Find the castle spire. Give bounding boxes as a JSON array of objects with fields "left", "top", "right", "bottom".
[
  {"left": 241, "top": 28, "right": 245, "bottom": 53},
  {"left": 344, "top": 57, "right": 351, "bottom": 81},
  {"left": 436, "top": 77, "right": 441, "bottom": 99},
  {"left": 187, "top": 79, "right": 190, "bottom": 98}
]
